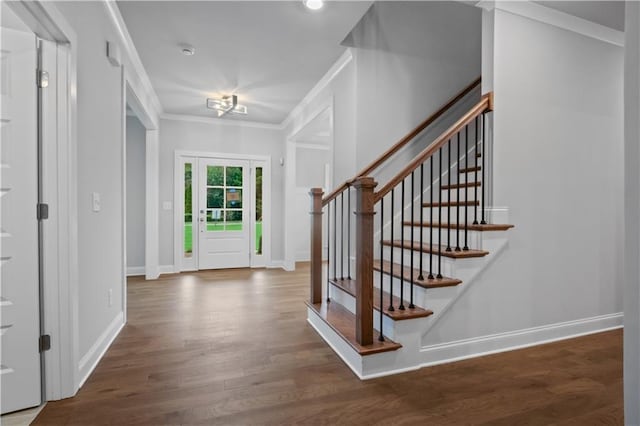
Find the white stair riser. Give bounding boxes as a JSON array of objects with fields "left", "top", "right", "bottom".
[
  {"left": 373, "top": 271, "right": 459, "bottom": 317},
  {"left": 399, "top": 227, "right": 483, "bottom": 249},
  {"left": 381, "top": 246, "right": 457, "bottom": 277}
]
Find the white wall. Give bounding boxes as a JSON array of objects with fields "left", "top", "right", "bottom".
[
  {"left": 126, "top": 114, "right": 146, "bottom": 270},
  {"left": 55, "top": 1, "right": 125, "bottom": 361},
  {"left": 624, "top": 2, "right": 640, "bottom": 423},
  {"left": 158, "top": 118, "right": 284, "bottom": 267},
  {"left": 425, "top": 8, "right": 623, "bottom": 345},
  {"left": 54, "top": 0, "right": 160, "bottom": 386},
  {"left": 348, "top": 1, "right": 481, "bottom": 174}
]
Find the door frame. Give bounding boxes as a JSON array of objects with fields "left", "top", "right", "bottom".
[
  {"left": 174, "top": 151, "right": 272, "bottom": 271},
  {"left": 284, "top": 99, "right": 334, "bottom": 271}
]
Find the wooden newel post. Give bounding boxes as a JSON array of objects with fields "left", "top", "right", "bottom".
[
  {"left": 309, "top": 188, "right": 324, "bottom": 304},
  {"left": 352, "top": 177, "right": 377, "bottom": 346}
]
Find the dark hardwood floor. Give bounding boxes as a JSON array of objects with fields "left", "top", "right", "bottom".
[{"left": 34, "top": 264, "right": 623, "bottom": 425}]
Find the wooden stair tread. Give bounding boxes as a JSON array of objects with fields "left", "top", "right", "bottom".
[
  {"left": 329, "top": 278, "right": 433, "bottom": 321},
  {"left": 423, "top": 200, "right": 479, "bottom": 207},
  {"left": 403, "top": 222, "right": 515, "bottom": 232},
  {"left": 305, "top": 300, "right": 402, "bottom": 355},
  {"left": 441, "top": 181, "right": 481, "bottom": 190},
  {"left": 382, "top": 240, "right": 489, "bottom": 258},
  {"left": 459, "top": 166, "right": 481, "bottom": 173},
  {"left": 373, "top": 259, "right": 462, "bottom": 289}
]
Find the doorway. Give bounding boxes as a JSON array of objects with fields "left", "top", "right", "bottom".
[{"left": 176, "top": 152, "right": 270, "bottom": 271}]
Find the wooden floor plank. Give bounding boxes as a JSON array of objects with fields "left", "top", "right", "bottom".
[{"left": 32, "top": 264, "right": 623, "bottom": 425}]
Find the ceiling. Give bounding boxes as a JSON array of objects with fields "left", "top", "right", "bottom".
[
  {"left": 117, "top": 1, "right": 372, "bottom": 125},
  {"left": 533, "top": 1, "right": 625, "bottom": 31}
]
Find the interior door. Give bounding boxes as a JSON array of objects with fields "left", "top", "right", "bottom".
[
  {"left": 1, "top": 27, "right": 42, "bottom": 414},
  {"left": 197, "top": 158, "right": 250, "bottom": 269}
]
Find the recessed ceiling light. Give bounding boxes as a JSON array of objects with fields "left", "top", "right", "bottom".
[
  {"left": 304, "top": 0, "right": 323, "bottom": 11},
  {"left": 181, "top": 46, "right": 195, "bottom": 56}
]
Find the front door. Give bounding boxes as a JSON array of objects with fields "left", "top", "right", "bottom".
[
  {"left": 1, "top": 27, "right": 42, "bottom": 414},
  {"left": 197, "top": 158, "right": 250, "bottom": 269}
]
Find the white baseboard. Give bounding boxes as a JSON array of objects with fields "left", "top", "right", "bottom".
[
  {"left": 267, "top": 260, "right": 286, "bottom": 270},
  {"left": 420, "top": 312, "right": 623, "bottom": 368},
  {"left": 78, "top": 312, "right": 125, "bottom": 388},
  {"left": 159, "top": 265, "right": 176, "bottom": 275},
  {"left": 126, "top": 266, "right": 145, "bottom": 276},
  {"left": 295, "top": 251, "right": 310, "bottom": 262}
]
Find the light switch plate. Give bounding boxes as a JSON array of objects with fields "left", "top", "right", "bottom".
[{"left": 162, "top": 201, "right": 172, "bottom": 211}]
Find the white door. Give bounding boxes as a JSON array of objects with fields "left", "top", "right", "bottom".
[
  {"left": 0, "top": 27, "right": 42, "bottom": 414},
  {"left": 197, "top": 158, "right": 251, "bottom": 269}
]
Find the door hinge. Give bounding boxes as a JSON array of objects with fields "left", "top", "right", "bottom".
[
  {"left": 37, "top": 70, "right": 49, "bottom": 88},
  {"left": 39, "top": 335, "right": 51, "bottom": 352},
  {"left": 37, "top": 203, "right": 49, "bottom": 220}
]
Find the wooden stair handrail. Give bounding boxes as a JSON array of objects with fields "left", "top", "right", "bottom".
[
  {"left": 374, "top": 92, "right": 493, "bottom": 203},
  {"left": 321, "top": 76, "right": 481, "bottom": 207}
]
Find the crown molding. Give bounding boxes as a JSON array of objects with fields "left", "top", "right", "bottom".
[
  {"left": 160, "top": 113, "right": 283, "bottom": 131},
  {"left": 476, "top": 1, "right": 624, "bottom": 47},
  {"left": 103, "top": 1, "right": 164, "bottom": 123},
  {"left": 280, "top": 48, "right": 353, "bottom": 130}
]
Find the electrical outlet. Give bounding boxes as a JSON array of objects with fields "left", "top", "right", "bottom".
[
  {"left": 92, "top": 192, "right": 101, "bottom": 212},
  {"left": 108, "top": 289, "right": 113, "bottom": 307}
]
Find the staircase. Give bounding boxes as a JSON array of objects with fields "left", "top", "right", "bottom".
[{"left": 306, "top": 78, "right": 514, "bottom": 379}]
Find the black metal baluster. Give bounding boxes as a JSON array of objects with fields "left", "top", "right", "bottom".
[
  {"left": 481, "top": 112, "right": 487, "bottom": 224},
  {"left": 399, "top": 179, "right": 405, "bottom": 310},
  {"left": 409, "top": 171, "right": 415, "bottom": 309},
  {"left": 446, "top": 139, "right": 452, "bottom": 252},
  {"left": 348, "top": 187, "right": 352, "bottom": 279},
  {"left": 473, "top": 117, "right": 479, "bottom": 225},
  {"left": 340, "top": 192, "right": 344, "bottom": 279},
  {"left": 333, "top": 199, "right": 337, "bottom": 279},
  {"left": 389, "top": 189, "right": 395, "bottom": 311},
  {"left": 418, "top": 164, "right": 425, "bottom": 281},
  {"left": 429, "top": 157, "right": 434, "bottom": 280},
  {"left": 379, "top": 197, "right": 385, "bottom": 341},
  {"left": 463, "top": 126, "right": 469, "bottom": 251},
  {"left": 437, "top": 149, "right": 443, "bottom": 279},
  {"left": 326, "top": 204, "right": 330, "bottom": 302},
  {"left": 456, "top": 133, "right": 461, "bottom": 252}
]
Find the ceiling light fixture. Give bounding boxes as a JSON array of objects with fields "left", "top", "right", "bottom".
[
  {"left": 303, "top": 0, "right": 323, "bottom": 10},
  {"left": 206, "top": 95, "right": 248, "bottom": 118}
]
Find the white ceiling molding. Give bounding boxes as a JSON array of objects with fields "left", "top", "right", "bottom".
[
  {"left": 476, "top": 1, "right": 624, "bottom": 47},
  {"left": 160, "top": 113, "right": 283, "bottom": 131},
  {"left": 280, "top": 48, "right": 353, "bottom": 130},
  {"left": 103, "top": 1, "right": 164, "bottom": 125}
]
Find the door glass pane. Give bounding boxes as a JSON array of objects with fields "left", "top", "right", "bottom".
[
  {"left": 255, "top": 167, "right": 263, "bottom": 255},
  {"left": 207, "top": 188, "right": 223, "bottom": 208},
  {"left": 226, "top": 166, "right": 243, "bottom": 187},
  {"left": 207, "top": 165, "right": 224, "bottom": 186},
  {"left": 184, "top": 163, "right": 193, "bottom": 258},
  {"left": 207, "top": 209, "right": 224, "bottom": 231},
  {"left": 225, "top": 210, "right": 243, "bottom": 231},
  {"left": 225, "top": 188, "right": 242, "bottom": 208}
]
